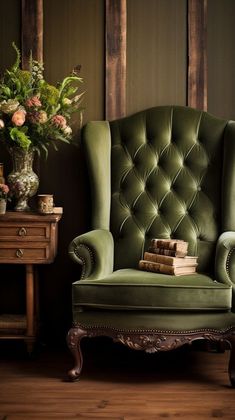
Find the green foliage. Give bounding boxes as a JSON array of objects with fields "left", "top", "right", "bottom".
[
  {"left": 9, "top": 127, "right": 31, "bottom": 149},
  {"left": 40, "top": 83, "right": 60, "bottom": 109},
  {"left": 0, "top": 42, "right": 84, "bottom": 157}
]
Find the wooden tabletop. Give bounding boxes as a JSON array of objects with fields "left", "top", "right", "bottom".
[{"left": 0, "top": 209, "right": 62, "bottom": 222}]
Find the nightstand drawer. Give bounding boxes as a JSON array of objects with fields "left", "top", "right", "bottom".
[
  {"left": 0, "top": 242, "right": 50, "bottom": 263},
  {"left": 0, "top": 223, "right": 50, "bottom": 241}
]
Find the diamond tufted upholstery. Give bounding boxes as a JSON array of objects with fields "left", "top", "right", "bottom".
[
  {"left": 67, "top": 106, "right": 235, "bottom": 384},
  {"left": 110, "top": 106, "right": 227, "bottom": 273}
]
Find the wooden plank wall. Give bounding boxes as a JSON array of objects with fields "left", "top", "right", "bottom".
[
  {"left": 21, "top": 0, "right": 43, "bottom": 69},
  {"left": 105, "top": 0, "right": 127, "bottom": 120},
  {"left": 21, "top": 0, "right": 208, "bottom": 119},
  {"left": 187, "top": 0, "right": 207, "bottom": 111}
]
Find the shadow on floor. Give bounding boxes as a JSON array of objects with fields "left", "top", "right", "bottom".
[{"left": 0, "top": 336, "right": 228, "bottom": 386}]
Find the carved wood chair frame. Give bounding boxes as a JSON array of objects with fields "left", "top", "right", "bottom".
[{"left": 67, "top": 325, "right": 235, "bottom": 385}]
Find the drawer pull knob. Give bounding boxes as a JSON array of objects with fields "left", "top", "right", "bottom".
[
  {"left": 16, "top": 249, "right": 24, "bottom": 258},
  {"left": 18, "top": 227, "right": 27, "bottom": 236}
]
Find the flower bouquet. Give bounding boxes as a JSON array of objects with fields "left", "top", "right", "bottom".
[
  {"left": 0, "top": 43, "right": 84, "bottom": 211},
  {"left": 0, "top": 42, "right": 84, "bottom": 156}
]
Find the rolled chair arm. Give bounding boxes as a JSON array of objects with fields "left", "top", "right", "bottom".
[
  {"left": 215, "top": 231, "right": 235, "bottom": 286},
  {"left": 68, "top": 229, "right": 114, "bottom": 280}
]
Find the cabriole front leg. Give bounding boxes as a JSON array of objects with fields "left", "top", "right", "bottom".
[{"left": 67, "top": 327, "right": 87, "bottom": 381}]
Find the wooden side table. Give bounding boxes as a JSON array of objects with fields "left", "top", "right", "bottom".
[{"left": 0, "top": 211, "right": 62, "bottom": 353}]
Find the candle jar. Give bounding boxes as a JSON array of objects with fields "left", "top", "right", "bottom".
[{"left": 37, "top": 194, "right": 54, "bottom": 214}]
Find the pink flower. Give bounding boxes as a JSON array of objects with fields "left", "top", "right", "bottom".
[
  {"left": 0, "top": 119, "right": 4, "bottom": 128},
  {"left": 51, "top": 115, "right": 67, "bottom": 129},
  {"left": 25, "top": 96, "right": 42, "bottom": 108},
  {"left": 12, "top": 109, "right": 26, "bottom": 126}
]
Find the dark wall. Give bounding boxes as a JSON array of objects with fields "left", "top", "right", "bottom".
[
  {"left": 39, "top": 0, "right": 105, "bottom": 342},
  {"left": 126, "top": 0, "right": 187, "bottom": 114},
  {"left": 0, "top": 0, "right": 235, "bottom": 343},
  {"left": 207, "top": 0, "right": 235, "bottom": 120}
]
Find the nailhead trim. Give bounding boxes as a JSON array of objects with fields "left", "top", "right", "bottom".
[
  {"left": 74, "top": 244, "right": 94, "bottom": 279},
  {"left": 226, "top": 247, "right": 235, "bottom": 281},
  {"left": 73, "top": 322, "right": 235, "bottom": 335}
]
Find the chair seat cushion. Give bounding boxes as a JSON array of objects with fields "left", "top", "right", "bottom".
[{"left": 72, "top": 269, "right": 232, "bottom": 311}]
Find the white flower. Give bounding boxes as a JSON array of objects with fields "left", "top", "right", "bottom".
[
  {"left": 63, "top": 126, "right": 72, "bottom": 136},
  {"left": 1, "top": 99, "right": 19, "bottom": 114},
  {"left": 63, "top": 98, "right": 72, "bottom": 105},
  {"left": 0, "top": 119, "right": 4, "bottom": 128}
]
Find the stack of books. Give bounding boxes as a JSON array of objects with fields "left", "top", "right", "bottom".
[{"left": 139, "top": 238, "right": 198, "bottom": 276}]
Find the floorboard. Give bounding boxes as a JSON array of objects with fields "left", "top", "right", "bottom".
[{"left": 0, "top": 338, "right": 235, "bottom": 419}]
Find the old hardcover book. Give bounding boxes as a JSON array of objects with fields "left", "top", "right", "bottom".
[
  {"left": 144, "top": 251, "right": 198, "bottom": 267},
  {"left": 150, "top": 238, "right": 188, "bottom": 253},
  {"left": 148, "top": 246, "right": 188, "bottom": 258},
  {"left": 139, "top": 259, "right": 197, "bottom": 276}
]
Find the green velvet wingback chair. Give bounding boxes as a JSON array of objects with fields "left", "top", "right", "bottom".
[{"left": 67, "top": 105, "right": 235, "bottom": 385}]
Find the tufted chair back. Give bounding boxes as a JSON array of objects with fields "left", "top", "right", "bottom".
[{"left": 83, "top": 106, "right": 235, "bottom": 274}]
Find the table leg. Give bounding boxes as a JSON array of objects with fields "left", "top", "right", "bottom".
[{"left": 25, "top": 264, "right": 35, "bottom": 354}]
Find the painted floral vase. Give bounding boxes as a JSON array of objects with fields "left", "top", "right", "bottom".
[{"left": 7, "top": 147, "right": 39, "bottom": 212}]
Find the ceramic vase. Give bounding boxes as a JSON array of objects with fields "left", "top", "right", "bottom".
[{"left": 7, "top": 147, "right": 39, "bottom": 212}]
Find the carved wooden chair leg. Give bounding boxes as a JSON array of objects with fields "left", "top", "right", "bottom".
[
  {"left": 228, "top": 334, "right": 235, "bottom": 387},
  {"left": 67, "top": 327, "right": 87, "bottom": 381}
]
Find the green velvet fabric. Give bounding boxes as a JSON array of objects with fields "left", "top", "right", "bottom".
[
  {"left": 69, "top": 229, "right": 114, "bottom": 280},
  {"left": 110, "top": 106, "right": 227, "bottom": 272},
  {"left": 215, "top": 231, "right": 235, "bottom": 303},
  {"left": 82, "top": 122, "right": 111, "bottom": 230},
  {"left": 69, "top": 105, "right": 235, "bottom": 332},
  {"left": 73, "top": 269, "right": 231, "bottom": 311},
  {"left": 73, "top": 310, "right": 235, "bottom": 332}
]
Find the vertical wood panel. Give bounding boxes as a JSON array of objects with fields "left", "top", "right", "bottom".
[
  {"left": 126, "top": 0, "right": 187, "bottom": 116},
  {"left": 21, "top": 0, "right": 43, "bottom": 69},
  {"left": 207, "top": 0, "right": 235, "bottom": 120},
  {"left": 105, "top": 0, "right": 127, "bottom": 120},
  {"left": 187, "top": 0, "right": 207, "bottom": 110}
]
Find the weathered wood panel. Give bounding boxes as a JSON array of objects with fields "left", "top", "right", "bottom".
[
  {"left": 21, "top": 0, "right": 43, "bottom": 69},
  {"left": 188, "top": 0, "right": 207, "bottom": 110},
  {"left": 105, "top": 0, "right": 127, "bottom": 120}
]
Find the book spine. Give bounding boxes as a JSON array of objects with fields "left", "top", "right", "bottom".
[
  {"left": 150, "top": 239, "right": 188, "bottom": 252},
  {"left": 144, "top": 252, "right": 198, "bottom": 266},
  {"left": 139, "top": 260, "right": 174, "bottom": 275},
  {"left": 144, "top": 251, "right": 175, "bottom": 265},
  {"left": 139, "top": 260, "right": 197, "bottom": 275},
  {"left": 148, "top": 247, "right": 187, "bottom": 258}
]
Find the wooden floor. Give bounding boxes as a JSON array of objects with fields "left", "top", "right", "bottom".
[{"left": 0, "top": 338, "right": 235, "bottom": 419}]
